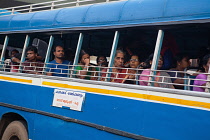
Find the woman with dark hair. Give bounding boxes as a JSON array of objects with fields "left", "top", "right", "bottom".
[
  {"left": 75, "top": 50, "right": 97, "bottom": 80},
  {"left": 139, "top": 54, "right": 174, "bottom": 88},
  {"left": 193, "top": 54, "right": 210, "bottom": 92},
  {"left": 122, "top": 54, "right": 141, "bottom": 84},
  {"left": 168, "top": 53, "right": 190, "bottom": 89}
]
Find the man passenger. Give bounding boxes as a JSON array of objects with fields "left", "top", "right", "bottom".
[
  {"left": 46, "top": 45, "right": 71, "bottom": 77},
  {"left": 101, "top": 50, "right": 127, "bottom": 83},
  {"left": 22, "top": 46, "right": 44, "bottom": 74}
]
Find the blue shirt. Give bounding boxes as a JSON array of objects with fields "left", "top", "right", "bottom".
[{"left": 47, "top": 60, "right": 71, "bottom": 77}]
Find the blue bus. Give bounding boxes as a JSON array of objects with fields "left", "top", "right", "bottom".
[{"left": 0, "top": 0, "right": 210, "bottom": 140}]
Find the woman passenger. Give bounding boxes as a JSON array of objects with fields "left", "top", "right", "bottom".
[
  {"left": 193, "top": 54, "right": 210, "bottom": 92},
  {"left": 168, "top": 53, "right": 190, "bottom": 89},
  {"left": 139, "top": 54, "right": 174, "bottom": 88},
  {"left": 75, "top": 50, "right": 97, "bottom": 80},
  {"left": 122, "top": 54, "right": 141, "bottom": 84}
]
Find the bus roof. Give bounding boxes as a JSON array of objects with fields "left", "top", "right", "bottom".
[{"left": 0, "top": 0, "right": 210, "bottom": 33}]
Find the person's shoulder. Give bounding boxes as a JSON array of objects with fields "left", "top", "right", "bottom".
[
  {"left": 49, "top": 60, "right": 56, "bottom": 63},
  {"left": 196, "top": 74, "right": 207, "bottom": 79},
  {"left": 160, "top": 71, "right": 170, "bottom": 76},
  {"left": 102, "top": 68, "right": 108, "bottom": 72},
  {"left": 142, "top": 69, "right": 150, "bottom": 74},
  {"left": 63, "top": 60, "right": 71, "bottom": 64},
  {"left": 22, "top": 60, "right": 29, "bottom": 65}
]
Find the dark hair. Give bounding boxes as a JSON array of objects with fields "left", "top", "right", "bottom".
[
  {"left": 202, "top": 54, "right": 210, "bottom": 66},
  {"left": 144, "top": 53, "right": 154, "bottom": 68},
  {"left": 11, "top": 49, "right": 19, "bottom": 54},
  {"left": 26, "top": 46, "right": 38, "bottom": 54},
  {"left": 96, "top": 55, "right": 107, "bottom": 63},
  {"left": 79, "top": 50, "right": 89, "bottom": 62},
  {"left": 172, "top": 53, "right": 189, "bottom": 68},
  {"left": 53, "top": 45, "right": 64, "bottom": 52},
  {"left": 130, "top": 54, "right": 140, "bottom": 61}
]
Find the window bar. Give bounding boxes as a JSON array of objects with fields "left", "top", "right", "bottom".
[
  {"left": 106, "top": 31, "right": 120, "bottom": 82},
  {"left": 51, "top": 2, "right": 55, "bottom": 10},
  {"left": 70, "top": 33, "right": 84, "bottom": 78},
  {"left": 149, "top": 30, "right": 164, "bottom": 86},
  {"left": 44, "top": 35, "right": 54, "bottom": 74},
  {"left": 0, "top": 35, "right": 9, "bottom": 64},
  {"left": 19, "top": 35, "right": 30, "bottom": 73},
  {"left": 29, "top": 5, "right": 32, "bottom": 12},
  {"left": 205, "top": 67, "right": 210, "bottom": 92}
]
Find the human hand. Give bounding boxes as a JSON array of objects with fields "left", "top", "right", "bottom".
[{"left": 84, "top": 58, "right": 90, "bottom": 66}]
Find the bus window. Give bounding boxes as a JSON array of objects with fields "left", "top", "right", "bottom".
[
  {"left": 164, "top": 24, "right": 210, "bottom": 91},
  {"left": 0, "top": 35, "right": 5, "bottom": 59},
  {"left": 73, "top": 30, "right": 115, "bottom": 80},
  {"left": 27, "top": 33, "right": 51, "bottom": 62},
  {"left": 118, "top": 28, "right": 158, "bottom": 66},
  {"left": 45, "top": 32, "right": 79, "bottom": 77},
  {"left": 5, "top": 34, "right": 26, "bottom": 72},
  {"left": 116, "top": 28, "right": 158, "bottom": 85}
]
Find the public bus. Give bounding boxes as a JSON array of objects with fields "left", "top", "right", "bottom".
[{"left": 0, "top": 0, "right": 210, "bottom": 140}]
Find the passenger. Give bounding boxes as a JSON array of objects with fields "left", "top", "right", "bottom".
[
  {"left": 96, "top": 55, "right": 108, "bottom": 67},
  {"left": 193, "top": 54, "right": 210, "bottom": 92},
  {"left": 75, "top": 50, "right": 97, "bottom": 80},
  {"left": 101, "top": 49, "right": 127, "bottom": 83},
  {"left": 122, "top": 54, "right": 141, "bottom": 84},
  {"left": 168, "top": 53, "right": 190, "bottom": 89},
  {"left": 11, "top": 49, "right": 19, "bottom": 58},
  {"left": 46, "top": 46, "right": 71, "bottom": 77},
  {"left": 139, "top": 54, "right": 174, "bottom": 88},
  {"left": 22, "top": 46, "right": 44, "bottom": 74},
  {"left": 10, "top": 49, "right": 21, "bottom": 72}
]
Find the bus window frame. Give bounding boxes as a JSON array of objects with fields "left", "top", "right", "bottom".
[
  {"left": 149, "top": 30, "right": 164, "bottom": 86},
  {"left": 106, "top": 31, "right": 120, "bottom": 82},
  {"left": 70, "top": 33, "right": 84, "bottom": 78},
  {"left": 0, "top": 35, "right": 9, "bottom": 63}
]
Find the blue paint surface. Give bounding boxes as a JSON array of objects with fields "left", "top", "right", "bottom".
[
  {"left": 1, "top": 80, "right": 210, "bottom": 140},
  {"left": 0, "top": 0, "right": 210, "bottom": 32}
]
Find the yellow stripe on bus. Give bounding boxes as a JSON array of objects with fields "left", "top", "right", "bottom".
[
  {"left": 0, "top": 76, "right": 32, "bottom": 83},
  {"left": 42, "top": 81, "right": 210, "bottom": 110}
]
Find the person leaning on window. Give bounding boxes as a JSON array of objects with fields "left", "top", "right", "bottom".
[
  {"left": 101, "top": 49, "right": 127, "bottom": 83},
  {"left": 75, "top": 50, "right": 98, "bottom": 80},
  {"left": 122, "top": 54, "right": 141, "bottom": 84},
  {"left": 46, "top": 45, "right": 72, "bottom": 77},
  {"left": 22, "top": 46, "right": 44, "bottom": 75}
]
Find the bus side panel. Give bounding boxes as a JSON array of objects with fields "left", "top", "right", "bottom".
[
  {"left": 1, "top": 80, "right": 210, "bottom": 140},
  {"left": 35, "top": 83, "right": 210, "bottom": 140},
  {"left": 33, "top": 113, "right": 134, "bottom": 140}
]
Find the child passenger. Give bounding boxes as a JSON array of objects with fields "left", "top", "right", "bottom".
[{"left": 75, "top": 50, "right": 98, "bottom": 80}]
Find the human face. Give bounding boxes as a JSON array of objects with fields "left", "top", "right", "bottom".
[
  {"left": 81, "top": 54, "right": 90, "bottom": 65},
  {"left": 27, "top": 51, "right": 37, "bottom": 61},
  {"left": 11, "top": 51, "right": 18, "bottom": 57},
  {"left": 157, "top": 55, "right": 163, "bottom": 69},
  {"left": 54, "top": 46, "right": 64, "bottom": 59},
  {"left": 203, "top": 58, "right": 210, "bottom": 73},
  {"left": 178, "top": 57, "right": 190, "bottom": 69},
  {"left": 97, "top": 56, "right": 107, "bottom": 66},
  {"left": 130, "top": 55, "right": 140, "bottom": 68},
  {"left": 114, "top": 52, "right": 124, "bottom": 67}
]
